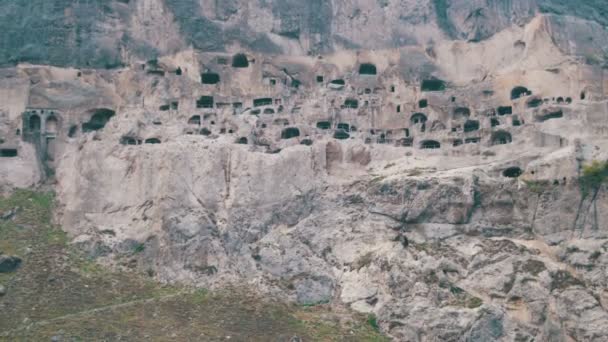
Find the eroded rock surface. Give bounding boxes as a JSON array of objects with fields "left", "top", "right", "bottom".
[{"left": 1, "top": 1, "right": 608, "bottom": 341}]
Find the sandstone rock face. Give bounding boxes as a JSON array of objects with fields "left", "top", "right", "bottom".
[{"left": 1, "top": 1, "right": 608, "bottom": 341}]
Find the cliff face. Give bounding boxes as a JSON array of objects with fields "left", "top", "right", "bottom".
[
  {"left": 2, "top": 1, "right": 608, "bottom": 341},
  {"left": 0, "top": 0, "right": 607, "bottom": 68}
]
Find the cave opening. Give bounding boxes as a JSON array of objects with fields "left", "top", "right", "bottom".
[
  {"left": 411, "top": 113, "right": 427, "bottom": 125},
  {"left": 316, "top": 75, "right": 324, "bottom": 83},
  {"left": 421, "top": 79, "right": 446, "bottom": 92},
  {"left": 145, "top": 138, "right": 161, "bottom": 144},
  {"left": 29, "top": 114, "right": 41, "bottom": 131},
  {"left": 344, "top": 99, "right": 359, "bottom": 109},
  {"left": 511, "top": 86, "right": 532, "bottom": 100},
  {"left": 497, "top": 106, "right": 512, "bottom": 116},
  {"left": 232, "top": 53, "right": 249, "bottom": 68},
  {"left": 337, "top": 123, "right": 350, "bottom": 131},
  {"left": 453, "top": 107, "right": 471, "bottom": 119},
  {"left": 491, "top": 118, "right": 500, "bottom": 127},
  {"left": 301, "top": 139, "right": 313, "bottom": 146},
  {"left": 421, "top": 140, "right": 441, "bottom": 149},
  {"left": 200, "top": 128, "right": 212, "bottom": 136},
  {"left": 201, "top": 73, "right": 220, "bottom": 84},
  {"left": 527, "top": 98, "right": 543, "bottom": 108},
  {"left": 253, "top": 98, "right": 273, "bottom": 107},
  {"left": 263, "top": 108, "right": 275, "bottom": 114},
  {"left": 0, "top": 149, "right": 17, "bottom": 157},
  {"left": 316, "top": 121, "right": 331, "bottom": 129},
  {"left": 359, "top": 63, "right": 377, "bottom": 75},
  {"left": 419, "top": 99, "right": 428, "bottom": 108},
  {"left": 68, "top": 125, "right": 78, "bottom": 138},
  {"left": 537, "top": 110, "right": 563, "bottom": 122},
  {"left": 120, "top": 136, "right": 138, "bottom": 145},
  {"left": 82, "top": 109, "right": 116, "bottom": 132},
  {"left": 503, "top": 167, "right": 522, "bottom": 178},
  {"left": 463, "top": 120, "right": 480, "bottom": 132},
  {"left": 188, "top": 115, "right": 201, "bottom": 125},
  {"left": 196, "top": 96, "right": 214, "bottom": 109},
  {"left": 453, "top": 139, "right": 463, "bottom": 147},
  {"left": 45, "top": 116, "right": 59, "bottom": 134},
  {"left": 333, "top": 130, "right": 350, "bottom": 140},
  {"left": 237, "top": 137, "right": 248, "bottom": 144},
  {"left": 281, "top": 127, "right": 301, "bottom": 139},
  {"left": 492, "top": 131, "right": 512, "bottom": 145}
]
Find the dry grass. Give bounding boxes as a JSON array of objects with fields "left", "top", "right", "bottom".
[{"left": 0, "top": 190, "right": 388, "bottom": 341}]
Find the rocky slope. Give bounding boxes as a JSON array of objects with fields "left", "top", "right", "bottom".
[
  {"left": 0, "top": 0, "right": 607, "bottom": 67},
  {"left": 1, "top": 1, "right": 608, "bottom": 341}
]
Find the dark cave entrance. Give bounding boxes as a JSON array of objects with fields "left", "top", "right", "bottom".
[
  {"left": 411, "top": 113, "right": 427, "bottom": 125},
  {"left": 359, "top": 63, "right": 377, "bottom": 75},
  {"left": 281, "top": 127, "right": 300, "bottom": 139},
  {"left": 188, "top": 115, "right": 201, "bottom": 125},
  {"left": 497, "top": 106, "right": 512, "bottom": 115},
  {"left": 492, "top": 131, "right": 512, "bottom": 145},
  {"left": 453, "top": 107, "right": 471, "bottom": 119},
  {"left": 196, "top": 96, "right": 214, "bottom": 109},
  {"left": 421, "top": 140, "right": 441, "bottom": 149},
  {"left": 232, "top": 53, "right": 249, "bottom": 68},
  {"left": 144, "top": 138, "right": 161, "bottom": 144},
  {"left": 0, "top": 149, "right": 17, "bottom": 157},
  {"left": 29, "top": 114, "right": 41, "bottom": 131},
  {"left": 253, "top": 98, "right": 273, "bottom": 107},
  {"left": 201, "top": 73, "right": 220, "bottom": 84},
  {"left": 316, "top": 121, "right": 332, "bottom": 129},
  {"left": 237, "top": 137, "right": 248, "bottom": 144},
  {"left": 82, "top": 109, "right": 116, "bottom": 132},
  {"left": 344, "top": 99, "right": 359, "bottom": 109},
  {"left": 333, "top": 130, "right": 350, "bottom": 140},
  {"left": 503, "top": 167, "right": 522, "bottom": 178},
  {"left": 419, "top": 99, "right": 428, "bottom": 108},
  {"left": 463, "top": 120, "right": 480, "bottom": 132},
  {"left": 511, "top": 86, "right": 532, "bottom": 100},
  {"left": 421, "top": 79, "right": 446, "bottom": 92}
]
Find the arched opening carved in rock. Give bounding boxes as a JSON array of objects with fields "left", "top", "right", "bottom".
[
  {"left": 359, "top": 63, "right": 377, "bottom": 75},
  {"left": 463, "top": 120, "right": 480, "bottom": 132},
  {"left": 503, "top": 167, "right": 522, "bottom": 178},
  {"left": 188, "top": 115, "right": 201, "bottom": 125},
  {"left": 317, "top": 121, "right": 331, "bottom": 129},
  {"left": 492, "top": 131, "right": 512, "bottom": 145},
  {"left": 237, "top": 137, "right": 248, "bottom": 144},
  {"left": 232, "top": 53, "right": 249, "bottom": 68},
  {"left": 281, "top": 127, "right": 300, "bottom": 139},
  {"left": 253, "top": 98, "right": 273, "bottom": 107},
  {"left": 82, "top": 109, "right": 115, "bottom": 132},
  {"left": 0, "top": 149, "right": 17, "bottom": 157},
  {"left": 29, "top": 114, "right": 41, "bottom": 131},
  {"left": 333, "top": 130, "right": 350, "bottom": 140},
  {"left": 497, "top": 106, "right": 512, "bottom": 116},
  {"left": 453, "top": 107, "right": 471, "bottom": 119},
  {"left": 201, "top": 73, "right": 220, "bottom": 84},
  {"left": 45, "top": 116, "right": 59, "bottom": 134},
  {"left": 511, "top": 86, "right": 531, "bottom": 100},
  {"left": 344, "top": 99, "right": 359, "bottom": 109},
  {"left": 420, "top": 140, "right": 441, "bottom": 149},
  {"left": 421, "top": 79, "right": 446, "bottom": 92},
  {"left": 411, "top": 113, "right": 427, "bottom": 125},
  {"left": 196, "top": 96, "right": 214, "bottom": 109},
  {"left": 145, "top": 138, "right": 161, "bottom": 144}
]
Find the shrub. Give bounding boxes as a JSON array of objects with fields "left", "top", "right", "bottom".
[{"left": 580, "top": 160, "right": 608, "bottom": 195}]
